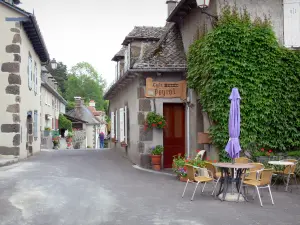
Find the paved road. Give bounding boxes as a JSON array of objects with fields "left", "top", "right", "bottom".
[{"left": 0, "top": 149, "right": 300, "bottom": 225}]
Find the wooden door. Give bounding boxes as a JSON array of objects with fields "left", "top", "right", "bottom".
[{"left": 163, "top": 103, "right": 186, "bottom": 168}]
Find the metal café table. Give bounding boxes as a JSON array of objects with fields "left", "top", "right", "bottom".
[
  {"left": 268, "top": 160, "right": 294, "bottom": 191},
  {"left": 213, "top": 163, "right": 254, "bottom": 201}
]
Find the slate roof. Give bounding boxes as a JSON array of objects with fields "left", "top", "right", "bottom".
[
  {"left": 67, "top": 105, "right": 100, "bottom": 125},
  {"left": 133, "top": 23, "right": 186, "bottom": 69},
  {"left": 0, "top": 0, "right": 50, "bottom": 63},
  {"left": 122, "top": 26, "right": 166, "bottom": 45},
  {"left": 111, "top": 46, "right": 126, "bottom": 61}
]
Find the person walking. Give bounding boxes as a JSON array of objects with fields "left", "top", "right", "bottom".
[{"left": 99, "top": 132, "right": 105, "bottom": 149}]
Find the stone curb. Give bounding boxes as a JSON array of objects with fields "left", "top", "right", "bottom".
[
  {"left": 132, "top": 165, "right": 176, "bottom": 177},
  {"left": 0, "top": 158, "right": 18, "bottom": 167}
]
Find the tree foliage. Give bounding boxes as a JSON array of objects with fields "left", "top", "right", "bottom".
[
  {"left": 58, "top": 114, "right": 72, "bottom": 132},
  {"left": 187, "top": 6, "right": 300, "bottom": 160},
  {"left": 65, "top": 62, "right": 106, "bottom": 111}
]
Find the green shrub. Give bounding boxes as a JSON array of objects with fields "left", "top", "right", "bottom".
[
  {"left": 188, "top": 6, "right": 300, "bottom": 161},
  {"left": 59, "top": 114, "right": 72, "bottom": 132}
]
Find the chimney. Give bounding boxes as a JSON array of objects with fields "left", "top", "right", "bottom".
[
  {"left": 89, "top": 100, "right": 95, "bottom": 108},
  {"left": 166, "top": 0, "right": 177, "bottom": 17},
  {"left": 74, "top": 97, "right": 82, "bottom": 108}
]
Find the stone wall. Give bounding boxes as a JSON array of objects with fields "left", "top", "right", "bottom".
[{"left": 0, "top": 21, "right": 22, "bottom": 156}]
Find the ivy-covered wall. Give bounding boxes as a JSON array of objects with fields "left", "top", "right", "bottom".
[{"left": 187, "top": 7, "right": 300, "bottom": 160}]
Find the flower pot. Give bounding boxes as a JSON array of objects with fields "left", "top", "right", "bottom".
[
  {"left": 180, "top": 176, "right": 188, "bottom": 182},
  {"left": 151, "top": 155, "right": 162, "bottom": 171}
]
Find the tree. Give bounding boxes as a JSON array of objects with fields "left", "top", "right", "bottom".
[
  {"left": 65, "top": 62, "right": 106, "bottom": 111},
  {"left": 47, "top": 62, "right": 68, "bottom": 96}
]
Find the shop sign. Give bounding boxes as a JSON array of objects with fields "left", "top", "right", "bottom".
[{"left": 145, "top": 78, "right": 187, "bottom": 99}]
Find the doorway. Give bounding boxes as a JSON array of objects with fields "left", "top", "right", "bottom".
[{"left": 163, "top": 103, "right": 186, "bottom": 168}]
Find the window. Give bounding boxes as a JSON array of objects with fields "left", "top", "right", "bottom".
[
  {"left": 124, "top": 44, "right": 130, "bottom": 72},
  {"left": 284, "top": 0, "right": 300, "bottom": 47},
  {"left": 119, "top": 107, "right": 128, "bottom": 143},
  {"left": 34, "top": 62, "right": 38, "bottom": 95},
  {"left": 28, "top": 53, "right": 33, "bottom": 90},
  {"left": 33, "top": 111, "right": 38, "bottom": 138},
  {"left": 115, "top": 109, "right": 118, "bottom": 140}
]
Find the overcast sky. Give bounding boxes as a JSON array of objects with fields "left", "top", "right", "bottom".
[{"left": 21, "top": 0, "right": 168, "bottom": 85}]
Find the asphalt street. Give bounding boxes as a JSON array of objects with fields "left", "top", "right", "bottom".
[{"left": 0, "top": 149, "right": 299, "bottom": 225}]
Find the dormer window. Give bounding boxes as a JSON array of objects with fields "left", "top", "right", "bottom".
[{"left": 124, "top": 44, "right": 131, "bottom": 72}]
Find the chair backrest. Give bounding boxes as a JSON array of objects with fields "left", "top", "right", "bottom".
[
  {"left": 196, "top": 150, "right": 206, "bottom": 160},
  {"left": 283, "top": 161, "right": 298, "bottom": 174},
  {"left": 235, "top": 157, "right": 249, "bottom": 164},
  {"left": 185, "top": 164, "right": 196, "bottom": 181},
  {"left": 247, "top": 163, "right": 264, "bottom": 180},
  {"left": 204, "top": 162, "right": 217, "bottom": 179},
  {"left": 249, "top": 163, "right": 264, "bottom": 171},
  {"left": 259, "top": 169, "right": 273, "bottom": 186}
]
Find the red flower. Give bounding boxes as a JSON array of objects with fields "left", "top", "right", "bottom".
[
  {"left": 178, "top": 153, "right": 182, "bottom": 156},
  {"left": 152, "top": 124, "right": 157, "bottom": 127},
  {"left": 207, "top": 157, "right": 210, "bottom": 161},
  {"left": 158, "top": 121, "right": 162, "bottom": 125},
  {"left": 213, "top": 160, "right": 217, "bottom": 163},
  {"left": 266, "top": 152, "right": 270, "bottom": 156},
  {"left": 196, "top": 149, "right": 200, "bottom": 153},
  {"left": 183, "top": 166, "right": 187, "bottom": 171},
  {"left": 261, "top": 148, "right": 265, "bottom": 152},
  {"left": 269, "top": 150, "right": 272, "bottom": 153}
]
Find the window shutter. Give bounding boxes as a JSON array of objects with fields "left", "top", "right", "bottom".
[
  {"left": 284, "top": 0, "right": 300, "bottom": 47},
  {"left": 124, "top": 106, "right": 128, "bottom": 144},
  {"left": 115, "top": 109, "right": 118, "bottom": 140},
  {"left": 34, "top": 111, "right": 38, "bottom": 138},
  {"left": 28, "top": 56, "right": 32, "bottom": 90},
  {"left": 111, "top": 112, "right": 115, "bottom": 138},
  {"left": 119, "top": 108, "right": 125, "bottom": 142},
  {"left": 34, "top": 63, "right": 38, "bottom": 95}
]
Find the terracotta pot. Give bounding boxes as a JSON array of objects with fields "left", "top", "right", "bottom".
[
  {"left": 151, "top": 155, "right": 161, "bottom": 171},
  {"left": 180, "top": 176, "right": 188, "bottom": 182}
]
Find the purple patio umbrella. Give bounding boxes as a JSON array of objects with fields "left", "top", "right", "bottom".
[{"left": 225, "top": 88, "right": 241, "bottom": 160}]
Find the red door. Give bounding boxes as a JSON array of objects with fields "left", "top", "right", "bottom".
[{"left": 163, "top": 103, "right": 186, "bottom": 168}]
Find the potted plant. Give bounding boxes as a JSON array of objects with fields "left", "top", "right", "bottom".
[
  {"left": 52, "top": 136, "right": 60, "bottom": 149},
  {"left": 121, "top": 141, "right": 127, "bottom": 147},
  {"left": 44, "top": 127, "right": 51, "bottom": 137},
  {"left": 144, "top": 112, "right": 167, "bottom": 130},
  {"left": 150, "top": 145, "right": 164, "bottom": 171},
  {"left": 66, "top": 132, "right": 73, "bottom": 143}
]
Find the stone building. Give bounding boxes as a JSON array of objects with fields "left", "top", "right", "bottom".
[
  {"left": 104, "top": 2, "right": 199, "bottom": 168},
  {"left": 166, "top": 0, "right": 298, "bottom": 50},
  {"left": 66, "top": 97, "right": 101, "bottom": 149},
  {"left": 0, "top": 0, "right": 49, "bottom": 158},
  {"left": 40, "top": 66, "right": 67, "bottom": 133}
]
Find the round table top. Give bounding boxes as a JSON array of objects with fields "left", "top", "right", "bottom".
[
  {"left": 213, "top": 162, "right": 254, "bottom": 169},
  {"left": 268, "top": 161, "right": 294, "bottom": 166}
]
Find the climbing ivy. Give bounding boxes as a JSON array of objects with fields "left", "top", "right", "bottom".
[
  {"left": 187, "top": 6, "right": 300, "bottom": 161},
  {"left": 58, "top": 114, "right": 72, "bottom": 132}
]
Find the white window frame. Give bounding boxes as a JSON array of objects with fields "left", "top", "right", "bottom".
[
  {"left": 124, "top": 106, "right": 127, "bottom": 144},
  {"left": 115, "top": 109, "right": 118, "bottom": 141},
  {"left": 34, "top": 62, "right": 38, "bottom": 95},
  {"left": 124, "top": 44, "right": 131, "bottom": 72},
  {"left": 284, "top": 0, "right": 300, "bottom": 48},
  {"left": 28, "top": 54, "right": 33, "bottom": 90}
]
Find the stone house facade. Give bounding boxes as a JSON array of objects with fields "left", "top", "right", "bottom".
[
  {"left": 40, "top": 66, "right": 67, "bottom": 132},
  {"left": 104, "top": 1, "right": 207, "bottom": 168},
  {"left": 0, "top": 0, "right": 49, "bottom": 158},
  {"left": 167, "top": 0, "right": 299, "bottom": 52}
]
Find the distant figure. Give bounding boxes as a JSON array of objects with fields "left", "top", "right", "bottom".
[{"left": 99, "top": 132, "right": 105, "bottom": 149}]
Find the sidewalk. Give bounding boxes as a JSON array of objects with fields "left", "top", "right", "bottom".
[{"left": 0, "top": 155, "right": 18, "bottom": 167}]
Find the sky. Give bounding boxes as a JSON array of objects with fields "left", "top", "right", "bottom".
[{"left": 21, "top": 0, "right": 168, "bottom": 85}]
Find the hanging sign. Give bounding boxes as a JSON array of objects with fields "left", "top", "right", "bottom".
[{"left": 145, "top": 78, "right": 187, "bottom": 99}]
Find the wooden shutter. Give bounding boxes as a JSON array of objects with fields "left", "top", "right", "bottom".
[
  {"left": 111, "top": 112, "right": 115, "bottom": 138},
  {"left": 119, "top": 108, "right": 125, "bottom": 142},
  {"left": 284, "top": 0, "right": 300, "bottom": 47}
]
